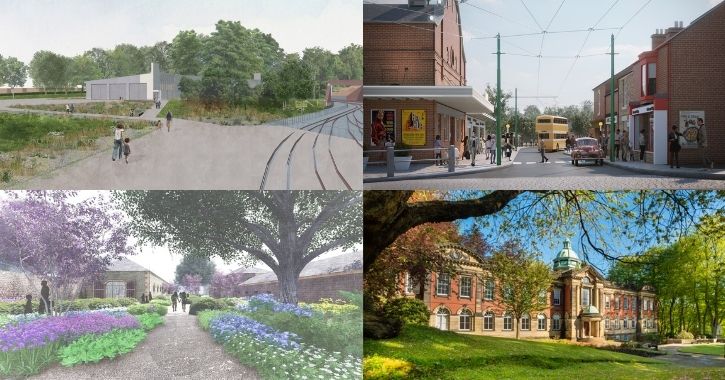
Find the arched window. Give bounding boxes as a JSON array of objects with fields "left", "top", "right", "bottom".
[
  {"left": 537, "top": 314, "right": 546, "bottom": 330},
  {"left": 483, "top": 311, "right": 495, "bottom": 331},
  {"left": 459, "top": 309, "right": 472, "bottom": 331},
  {"left": 552, "top": 314, "right": 561, "bottom": 330},
  {"left": 503, "top": 313, "right": 513, "bottom": 331},
  {"left": 521, "top": 313, "right": 531, "bottom": 331},
  {"left": 436, "top": 308, "right": 450, "bottom": 331}
]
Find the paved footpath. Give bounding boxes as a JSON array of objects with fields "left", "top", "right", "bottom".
[
  {"left": 651, "top": 344, "right": 725, "bottom": 368},
  {"left": 29, "top": 308, "right": 259, "bottom": 380}
]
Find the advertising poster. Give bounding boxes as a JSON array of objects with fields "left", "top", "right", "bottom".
[
  {"left": 370, "top": 109, "right": 396, "bottom": 146},
  {"left": 402, "top": 110, "right": 426, "bottom": 146},
  {"left": 679, "top": 111, "right": 704, "bottom": 149}
]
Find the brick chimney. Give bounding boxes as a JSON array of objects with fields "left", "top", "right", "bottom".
[
  {"left": 665, "top": 21, "right": 684, "bottom": 40},
  {"left": 651, "top": 29, "right": 666, "bottom": 50}
]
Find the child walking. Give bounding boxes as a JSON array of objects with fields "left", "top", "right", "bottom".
[{"left": 123, "top": 137, "right": 131, "bottom": 164}]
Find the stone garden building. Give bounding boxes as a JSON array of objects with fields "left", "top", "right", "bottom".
[
  {"left": 403, "top": 241, "right": 657, "bottom": 342},
  {"left": 80, "top": 257, "right": 168, "bottom": 301}
]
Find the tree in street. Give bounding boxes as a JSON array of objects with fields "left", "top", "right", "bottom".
[
  {"left": 29, "top": 51, "right": 68, "bottom": 92},
  {"left": 2, "top": 57, "right": 27, "bottom": 98},
  {"left": 175, "top": 254, "right": 216, "bottom": 285},
  {"left": 117, "top": 191, "right": 362, "bottom": 304},
  {"left": 489, "top": 247, "right": 553, "bottom": 339},
  {"left": 0, "top": 191, "right": 132, "bottom": 312}
]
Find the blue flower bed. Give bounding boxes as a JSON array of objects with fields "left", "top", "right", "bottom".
[{"left": 209, "top": 314, "right": 300, "bottom": 349}]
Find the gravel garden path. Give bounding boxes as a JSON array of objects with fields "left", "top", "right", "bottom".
[{"left": 29, "top": 307, "right": 259, "bottom": 380}]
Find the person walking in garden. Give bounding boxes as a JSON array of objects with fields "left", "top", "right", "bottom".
[
  {"left": 23, "top": 294, "right": 33, "bottom": 315},
  {"left": 38, "top": 280, "right": 50, "bottom": 315},
  {"left": 180, "top": 291, "right": 188, "bottom": 312},
  {"left": 171, "top": 291, "right": 179, "bottom": 312},
  {"left": 112, "top": 123, "right": 124, "bottom": 161},
  {"left": 166, "top": 111, "right": 173, "bottom": 132}
]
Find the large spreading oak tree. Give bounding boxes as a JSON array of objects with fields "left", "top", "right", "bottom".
[{"left": 116, "top": 191, "right": 362, "bottom": 304}]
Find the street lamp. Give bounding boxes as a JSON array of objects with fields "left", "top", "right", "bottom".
[{"left": 506, "top": 124, "right": 510, "bottom": 144}]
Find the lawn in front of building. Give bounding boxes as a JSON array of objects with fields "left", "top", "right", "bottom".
[
  {"left": 364, "top": 325, "right": 725, "bottom": 380},
  {"left": 679, "top": 343, "right": 725, "bottom": 356}
]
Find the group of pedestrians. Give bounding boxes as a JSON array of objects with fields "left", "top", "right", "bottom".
[
  {"left": 110, "top": 111, "right": 174, "bottom": 164},
  {"left": 668, "top": 119, "right": 712, "bottom": 170},
  {"left": 171, "top": 291, "right": 190, "bottom": 313}
]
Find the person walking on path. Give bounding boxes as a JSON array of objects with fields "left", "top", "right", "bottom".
[
  {"left": 112, "top": 123, "right": 124, "bottom": 161},
  {"left": 23, "top": 294, "right": 33, "bottom": 315},
  {"left": 180, "top": 291, "right": 188, "bottom": 312},
  {"left": 123, "top": 138, "right": 131, "bottom": 164},
  {"left": 486, "top": 135, "right": 496, "bottom": 164},
  {"left": 38, "top": 280, "right": 50, "bottom": 315},
  {"left": 539, "top": 139, "right": 549, "bottom": 163},
  {"left": 697, "top": 118, "right": 712, "bottom": 169},
  {"left": 434, "top": 135, "right": 443, "bottom": 166},
  {"left": 614, "top": 129, "right": 622, "bottom": 161},
  {"left": 171, "top": 291, "right": 179, "bottom": 312},
  {"left": 639, "top": 128, "right": 646, "bottom": 161},
  {"left": 469, "top": 134, "right": 477, "bottom": 166},
  {"left": 669, "top": 124, "right": 683, "bottom": 168},
  {"left": 504, "top": 141, "right": 513, "bottom": 161},
  {"left": 461, "top": 136, "right": 469, "bottom": 160},
  {"left": 621, "top": 129, "right": 629, "bottom": 162},
  {"left": 166, "top": 111, "right": 173, "bottom": 132}
]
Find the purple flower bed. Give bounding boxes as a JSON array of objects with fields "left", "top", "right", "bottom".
[
  {"left": 209, "top": 314, "right": 300, "bottom": 350},
  {"left": 0, "top": 313, "right": 139, "bottom": 352},
  {"left": 240, "top": 293, "right": 314, "bottom": 317}
]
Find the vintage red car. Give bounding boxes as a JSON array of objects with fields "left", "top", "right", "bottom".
[{"left": 571, "top": 137, "right": 604, "bottom": 166}]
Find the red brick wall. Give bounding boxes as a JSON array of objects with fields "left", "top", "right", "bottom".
[
  {"left": 364, "top": 23, "right": 436, "bottom": 85},
  {"left": 239, "top": 272, "right": 362, "bottom": 303},
  {"left": 435, "top": 1, "right": 466, "bottom": 86},
  {"left": 666, "top": 3, "right": 725, "bottom": 165}
]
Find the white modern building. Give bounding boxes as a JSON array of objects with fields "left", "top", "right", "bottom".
[{"left": 85, "top": 63, "right": 188, "bottom": 101}]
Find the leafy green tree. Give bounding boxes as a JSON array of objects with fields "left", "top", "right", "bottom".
[
  {"left": 302, "top": 47, "right": 338, "bottom": 98},
  {"left": 143, "top": 41, "right": 171, "bottom": 71},
  {"left": 108, "top": 44, "right": 147, "bottom": 77},
  {"left": 29, "top": 50, "right": 69, "bottom": 92},
  {"left": 175, "top": 254, "right": 216, "bottom": 285},
  {"left": 85, "top": 48, "right": 113, "bottom": 78},
  {"left": 336, "top": 43, "right": 363, "bottom": 80},
  {"left": 116, "top": 191, "right": 361, "bottom": 304},
  {"left": 262, "top": 55, "right": 316, "bottom": 104},
  {"left": 490, "top": 247, "right": 553, "bottom": 339},
  {"left": 169, "top": 30, "right": 204, "bottom": 75},
  {"left": 2, "top": 57, "right": 27, "bottom": 98},
  {"left": 0, "top": 55, "right": 6, "bottom": 85},
  {"left": 67, "top": 55, "right": 101, "bottom": 90}
]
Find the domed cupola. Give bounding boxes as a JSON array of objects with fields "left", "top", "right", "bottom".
[{"left": 553, "top": 239, "right": 582, "bottom": 271}]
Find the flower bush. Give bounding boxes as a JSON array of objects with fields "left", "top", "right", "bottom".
[
  {"left": 209, "top": 314, "right": 300, "bottom": 350},
  {"left": 0, "top": 312, "right": 48, "bottom": 328},
  {"left": 188, "top": 297, "right": 226, "bottom": 315},
  {"left": 242, "top": 293, "right": 313, "bottom": 317},
  {"left": 127, "top": 303, "right": 167, "bottom": 316},
  {"left": 136, "top": 313, "right": 164, "bottom": 331},
  {"left": 59, "top": 328, "right": 147, "bottom": 366}
]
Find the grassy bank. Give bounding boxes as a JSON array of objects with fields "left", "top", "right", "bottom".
[
  {"left": 11, "top": 100, "right": 153, "bottom": 117},
  {"left": 159, "top": 99, "right": 326, "bottom": 125},
  {"left": 0, "top": 113, "right": 148, "bottom": 184},
  {"left": 679, "top": 343, "right": 724, "bottom": 356},
  {"left": 364, "top": 325, "right": 725, "bottom": 379},
  {"left": 0, "top": 91, "right": 85, "bottom": 100}
]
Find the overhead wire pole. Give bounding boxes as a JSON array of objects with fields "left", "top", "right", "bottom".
[
  {"left": 515, "top": 88, "right": 518, "bottom": 150},
  {"left": 496, "top": 33, "right": 502, "bottom": 166},
  {"left": 609, "top": 33, "right": 616, "bottom": 162}
]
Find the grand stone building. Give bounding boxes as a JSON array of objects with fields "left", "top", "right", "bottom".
[{"left": 405, "top": 241, "right": 657, "bottom": 342}]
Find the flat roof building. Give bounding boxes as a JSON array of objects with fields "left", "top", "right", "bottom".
[{"left": 85, "top": 63, "right": 190, "bottom": 102}]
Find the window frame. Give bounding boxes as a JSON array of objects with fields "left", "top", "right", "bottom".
[
  {"left": 537, "top": 314, "right": 546, "bottom": 331},
  {"left": 521, "top": 314, "right": 531, "bottom": 331},
  {"left": 503, "top": 313, "right": 513, "bottom": 331},
  {"left": 459, "top": 309, "right": 472, "bottom": 331},
  {"left": 553, "top": 288, "right": 561, "bottom": 306},
  {"left": 436, "top": 273, "right": 450, "bottom": 296},
  {"left": 484, "top": 279, "right": 495, "bottom": 300},
  {"left": 436, "top": 308, "right": 450, "bottom": 331},
  {"left": 552, "top": 314, "right": 561, "bottom": 330},
  {"left": 581, "top": 287, "right": 590, "bottom": 307},
  {"left": 459, "top": 276, "right": 472, "bottom": 298},
  {"left": 483, "top": 311, "right": 495, "bottom": 331}
]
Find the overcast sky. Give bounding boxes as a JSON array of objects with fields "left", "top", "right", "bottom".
[
  {"left": 0, "top": 0, "right": 361, "bottom": 65},
  {"left": 368, "top": 0, "right": 723, "bottom": 109}
]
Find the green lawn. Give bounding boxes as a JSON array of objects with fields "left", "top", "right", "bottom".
[
  {"left": 159, "top": 99, "right": 326, "bottom": 125},
  {"left": 364, "top": 325, "right": 725, "bottom": 380},
  {"left": 11, "top": 101, "right": 153, "bottom": 116},
  {"left": 679, "top": 344, "right": 725, "bottom": 356}
]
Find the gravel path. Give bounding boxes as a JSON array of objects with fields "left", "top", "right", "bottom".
[{"left": 29, "top": 307, "right": 259, "bottom": 380}]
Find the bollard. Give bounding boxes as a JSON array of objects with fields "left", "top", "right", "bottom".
[
  {"left": 387, "top": 146, "right": 395, "bottom": 178},
  {"left": 448, "top": 145, "right": 455, "bottom": 173}
]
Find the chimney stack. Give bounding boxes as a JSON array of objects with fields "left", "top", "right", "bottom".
[
  {"left": 651, "top": 29, "right": 666, "bottom": 50},
  {"left": 665, "top": 20, "right": 684, "bottom": 40}
]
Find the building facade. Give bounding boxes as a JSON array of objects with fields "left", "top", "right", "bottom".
[
  {"left": 238, "top": 251, "right": 362, "bottom": 302},
  {"left": 592, "top": 2, "right": 725, "bottom": 166},
  {"left": 363, "top": 0, "right": 493, "bottom": 162},
  {"left": 80, "top": 258, "right": 168, "bottom": 301},
  {"left": 85, "top": 63, "right": 190, "bottom": 101},
  {"left": 406, "top": 242, "right": 657, "bottom": 342}
]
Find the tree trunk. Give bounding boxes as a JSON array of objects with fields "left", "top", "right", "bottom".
[
  {"left": 669, "top": 298, "right": 675, "bottom": 337},
  {"left": 363, "top": 191, "right": 522, "bottom": 272},
  {"left": 276, "top": 265, "right": 300, "bottom": 304},
  {"left": 515, "top": 317, "right": 520, "bottom": 340},
  {"left": 679, "top": 298, "right": 685, "bottom": 332}
]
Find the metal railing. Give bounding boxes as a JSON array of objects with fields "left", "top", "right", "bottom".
[
  {"left": 365, "top": 145, "right": 460, "bottom": 178},
  {"left": 277, "top": 103, "right": 353, "bottom": 128}
]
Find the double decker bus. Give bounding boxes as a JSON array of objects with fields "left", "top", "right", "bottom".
[{"left": 535, "top": 115, "right": 569, "bottom": 152}]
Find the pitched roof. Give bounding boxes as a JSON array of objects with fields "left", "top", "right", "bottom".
[
  {"left": 241, "top": 251, "right": 362, "bottom": 285},
  {"left": 106, "top": 257, "right": 168, "bottom": 284},
  {"left": 230, "top": 267, "right": 270, "bottom": 275},
  {"left": 364, "top": 2, "right": 445, "bottom": 24}
]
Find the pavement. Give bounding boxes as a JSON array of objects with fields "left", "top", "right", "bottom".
[
  {"left": 604, "top": 159, "right": 725, "bottom": 180},
  {"left": 2, "top": 99, "right": 361, "bottom": 190},
  {"left": 652, "top": 343, "right": 725, "bottom": 368},
  {"left": 29, "top": 307, "right": 259, "bottom": 380}
]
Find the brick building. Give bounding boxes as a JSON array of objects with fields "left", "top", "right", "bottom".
[
  {"left": 405, "top": 242, "right": 657, "bottom": 342},
  {"left": 238, "top": 251, "right": 362, "bottom": 302},
  {"left": 80, "top": 257, "right": 168, "bottom": 301},
  {"left": 363, "top": 0, "right": 494, "bottom": 161},
  {"left": 593, "top": 2, "right": 725, "bottom": 166}
]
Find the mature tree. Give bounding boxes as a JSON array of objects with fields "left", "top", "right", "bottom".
[
  {"left": 169, "top": 30, "right": 205, "bottom": 75},
  {"left": 336, "top": 43, "right": 363, "bottom": 80},
  {"left": 250, "top": 29, "right": 285, "bottom": 69},
  {"left": 0, "top": 55, "right": 5, "bottom": 85},
  {"left": 0, "top": 191, "right": 132, "bottom": 312},
  {"left": 484, "top": 84, "right": 513, "bottom": 115},
  {"left": 29, "top": 50, "right": 68, "bottom": 92},
  {"left": 210, "top": 271, "right": 246, "bottom": 298},
  {"left": 181, "top": 274, "right": 202, "bottom": 294},
  {"left": 67, "top": 54, "right": 101, "bottom": 90},
  {"left": 364, "top": 191, "right": 723, "bottom": 274},
  {"left": 143, "top": 41, "right": 171, "bottom": 71},
  {"left": 108, "top": 44, "right": 147, "bottom": 77},
  {"left": 3, "top": 57, "right": 27, "bottom": 98},
  {"left": 174, "top": 254, "right": 216, "bottom": 284},
  {"left": 262, "top": 54, "right": 316, "bottom": 104},
  {"left": 85, "top": 48, "right": 113, "bottom": 78},
  {"left": 459, "top": 221, "right": 492, "bottom": 259},
  {"left": 365, "top": 222, "right": 461, "bottom": 308},
  {"left": 302, "top": 47, "right": 338, "bottom": 97},
  {"left": 490, "top": 247, "right": 553, "bottom": 339},
  {"left": 116, "top": 191, "right": 361, "bottom": 304}
]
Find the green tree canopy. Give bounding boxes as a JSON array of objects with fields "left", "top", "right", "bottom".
[
  {"left": 169, "top": 30, "right": 204, "bottom": 75},
  {"left": 175, "top": 254, "right": 216, "bottom": 285},
  {"left": 29, "top": 50, "right": 68, "bottom": 91}
]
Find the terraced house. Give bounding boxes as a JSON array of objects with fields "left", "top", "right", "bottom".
[{"left": 403, "top": 241, "right": 657, "bottom": 342}]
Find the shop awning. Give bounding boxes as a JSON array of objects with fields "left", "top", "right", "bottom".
[{"left": 364, "top": 85, "right": 495, "bottom": 119}]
